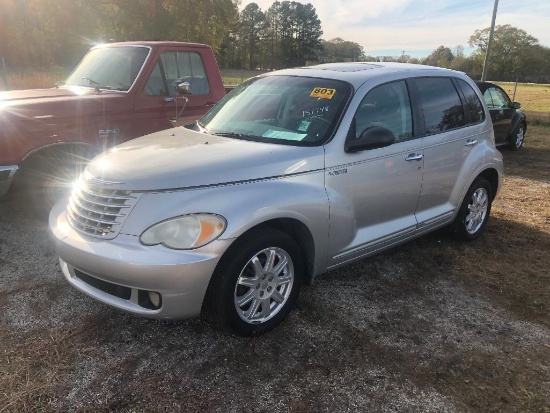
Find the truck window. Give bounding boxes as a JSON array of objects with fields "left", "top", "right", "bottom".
[
  {"left": 144, "top": 51, "right": 210, "bottom": 96},
  {"left": 64, "top": 46, "right": 149, "bottom": 91}
]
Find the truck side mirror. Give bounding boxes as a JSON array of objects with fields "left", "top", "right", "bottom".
[
  {"left": 172, "top": 81, "right": 192, "bottom": 123},
  {"left": 512, "top": 102, "right": 521, "bottom": 109},
  {"left": 175, "top": 81, "right": 192, "bottom": 96}
]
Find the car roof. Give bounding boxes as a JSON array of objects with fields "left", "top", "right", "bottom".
[
  {"left": 264, "top": 62, "right": 466, "bottom": 89},
  {"left": 475, "top": 81, "right": 500, "bottom": 93}
]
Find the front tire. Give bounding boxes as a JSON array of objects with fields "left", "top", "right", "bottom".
[
  {"left": 17, "top": 148, "right": 95, "bottom": 216},
  {"left": 211, "top": 228, "right": 303, "bottom": 336},
  {"left": 451, "top": 178, "right": 493, "bottom": 241},
  {"left": 508, "top": 123, "right": 525, "bottom": 151}
]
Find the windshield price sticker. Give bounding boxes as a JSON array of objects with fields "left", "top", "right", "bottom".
[{"left": 310, "top": 87, "right": 336, "bottom": 99}]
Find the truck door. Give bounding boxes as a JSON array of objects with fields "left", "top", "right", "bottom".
[{"left": 134, "top": 49, "right": 218, "bottom": 133}]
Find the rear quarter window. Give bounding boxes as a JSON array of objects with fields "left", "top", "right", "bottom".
[
  {"left": 457, "top": 79, "right": 485, "bottom": 124},
  {"left": 415, "top": 77, "right": 465, "bottom": 134}
]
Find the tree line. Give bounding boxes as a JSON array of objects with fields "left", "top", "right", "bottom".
[
  {"left": 1, "top": 0, "right": 548, "bottom": 82},
  {"left": 365, "top": 25, "right": 550, "bottom": 83}
]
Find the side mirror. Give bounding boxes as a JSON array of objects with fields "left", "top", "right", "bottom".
[
  {"left": 175, "top": 81, "right": 192, "bottom": 95},
  {"left": 345, "top": 126, "right": 395, "bottom": 153},
  {"left": 512, "top": 102, "right": 521, "bottom": 109},
  {"left": 171, "top": 81, "right": 191, "bottom": 123}
]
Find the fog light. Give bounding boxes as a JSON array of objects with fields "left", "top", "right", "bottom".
[{"left": 149, "top": 292, "right": 161, "bottom": 308}]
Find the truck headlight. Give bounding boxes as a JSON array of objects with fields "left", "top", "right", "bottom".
[{"left": 140, "top": 214, "right": 226, "bottom": 250}]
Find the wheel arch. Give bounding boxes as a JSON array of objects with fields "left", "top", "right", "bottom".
[
  {"left": 477, "top": 167, "right": 500, "bottom": 201},
  {"left": 226, "top": 218, "right": 316, "bottom": 285},
  {"left": 20, "top": 141, "right": 99, "bottom": 165},
  {"left": 509, "top": 113, "right": 527, "bottom": 139},
  {"left": 11, "top": 142, "right": 100, "bottom": 195},
  {"left": 201, "top": 217, "right": 316, "bottom": 314}
]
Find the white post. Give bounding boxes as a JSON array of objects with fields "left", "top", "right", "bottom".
[{"left": 481, "top": 0, "right": 499, "bottom": 81}]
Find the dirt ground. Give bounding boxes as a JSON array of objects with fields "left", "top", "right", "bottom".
[{"left": 1, "top": 125, "right": 549, "bottom": 412}]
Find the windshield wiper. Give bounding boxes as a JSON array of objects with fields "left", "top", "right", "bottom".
[
  {"left": 82, "top": 77, "right": 101, "bottom": 92},
  {"left": 212, "top": 132, "right": 260, "bottom": 140}
]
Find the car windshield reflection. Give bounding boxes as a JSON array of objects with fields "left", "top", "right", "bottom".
[{"left": 200, "top": 75, "right": 352, "bottom": 146}]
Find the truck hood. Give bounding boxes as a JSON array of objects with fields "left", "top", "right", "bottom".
[
  {"left": 0, "top": 87, "right": 98, "bottom": 103},
  {"left": 0, "top": 86, "right": 123, "bottom": 124},
  {"left": 84, "top": 127, "right": 325, "bottom": 191}
]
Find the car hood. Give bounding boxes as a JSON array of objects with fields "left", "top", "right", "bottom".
[{"left": 83, "top": 127, "right": 325, "bottom": 191}]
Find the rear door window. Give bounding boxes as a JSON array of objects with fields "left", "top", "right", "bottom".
[{"left": 415, "top": 77, "right": 465, "bottom": 134}]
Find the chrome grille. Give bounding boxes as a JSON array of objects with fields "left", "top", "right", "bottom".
[{"left": 67, "top": 184, "right": 141, "bottom": 239}]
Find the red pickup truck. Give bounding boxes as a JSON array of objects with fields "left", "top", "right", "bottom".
[{"left": 0, "top": 41, "right": 227, "bottom": 206}]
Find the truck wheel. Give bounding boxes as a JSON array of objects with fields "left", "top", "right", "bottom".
[
  {"left": 211, "top": 228, "right": 303, "bottom": 336},
  {"left": 19, "top": 148, "right": 94, "bottom": 215},
  {"left": 451, "top": 177, "right": 492, "bottom": 241}
]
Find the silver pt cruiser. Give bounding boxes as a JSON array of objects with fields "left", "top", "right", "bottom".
[{"left": 50, "top": 63, "right": 504, "bottom": 336}]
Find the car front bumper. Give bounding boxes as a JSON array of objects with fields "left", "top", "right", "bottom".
[{"left": 49, "top": 199, "right": 233, "bottom": 319}]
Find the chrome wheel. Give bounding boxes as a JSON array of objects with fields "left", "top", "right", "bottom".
[
  {"left": 465, "top": 187, "right": 488, "bottom": 235},
  {"left": 234, "top": 247, "right": 294, "bottom": 324},
  {"left": 515, "top": 126, "right": 524, "bottom": 149}
]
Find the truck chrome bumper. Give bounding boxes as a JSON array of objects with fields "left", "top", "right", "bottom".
[{"left": 0, "top": 165, "right": 18, "bottom": 196}]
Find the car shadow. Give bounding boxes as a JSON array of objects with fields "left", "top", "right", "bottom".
[{"left": 500, "top": 142, "right": 550, "bottom": 183}]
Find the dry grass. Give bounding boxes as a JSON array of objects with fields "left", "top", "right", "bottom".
[
  {"left": 0, "top": 326, "right": 97, "bottom": 413},
  {"left": 219, "top": 68, "right": 268, "bottom": 85},
  {"left": 2, "top": 68, "right": 550, "bottom": 114},
  {"left": 0, "top": 126, "right": 549, "bottom": 412},
  {"left": 0, "top": 68, "right": 265, "bottom": 91},
  {"left": 1, "top": 70, "right": 66, "bottom": 91},
  {"left": 494, "top": 82, "right": 550, "bottom": 113}
]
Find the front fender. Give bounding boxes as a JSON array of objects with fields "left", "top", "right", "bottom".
[
  {"left": 509, "top": 111, "right": 526, "bottom": 138},
  {"left": 121, "top": 171, "right": 330, "bottom": 274}
]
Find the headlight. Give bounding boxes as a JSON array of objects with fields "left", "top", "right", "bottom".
[{"left": 140, "top": 214, "right": 226, "bottom": 250}]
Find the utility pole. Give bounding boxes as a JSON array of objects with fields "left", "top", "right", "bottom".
[
  {"left": 401, "top": 50, "right": 406, "bottom": 63},
  {"left": 481, "top": 0, "right": 499, "bottom": 81}
]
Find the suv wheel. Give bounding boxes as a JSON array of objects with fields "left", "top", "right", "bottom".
[
  {"left": 452, "top": 178, "right": 493, "bottom": 241},
  {"left": 211, "top": 228, "right": 303, "bottom": 336}
]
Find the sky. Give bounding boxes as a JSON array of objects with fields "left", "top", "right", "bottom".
[{"left": 238, "top": 0, "right": 550, "bottom": 58}]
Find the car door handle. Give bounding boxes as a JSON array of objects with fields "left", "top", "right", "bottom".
[
  {"left": 204, "top": 102, "right": 216, "bottom": 107},
  {"left": 465, "top": 139, "right": 478, "bottom": 147},
  {"left": 405, "top": 153, "right": 423, "bottom": 161},
  {"left": 163, "top": 97, "right": 176, "bottom": 103}
]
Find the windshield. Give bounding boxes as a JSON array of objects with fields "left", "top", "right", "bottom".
[
  {"left": 199, "top": 75, "right": 352, "bottom": 146},
  {"left": 64, "top": 46, "right": 150, "bottom": 91}
]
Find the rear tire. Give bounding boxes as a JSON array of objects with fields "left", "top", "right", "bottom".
[
  {"left": 451, "top": 177, "right": 492, "bottom": 241},
  {"left": 210, "top": 228, "right": 303, "bottom": 336}
]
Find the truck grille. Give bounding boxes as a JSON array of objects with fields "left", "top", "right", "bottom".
[{"left": 67, "top": 184, "right": 141, "bottom": 239}]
